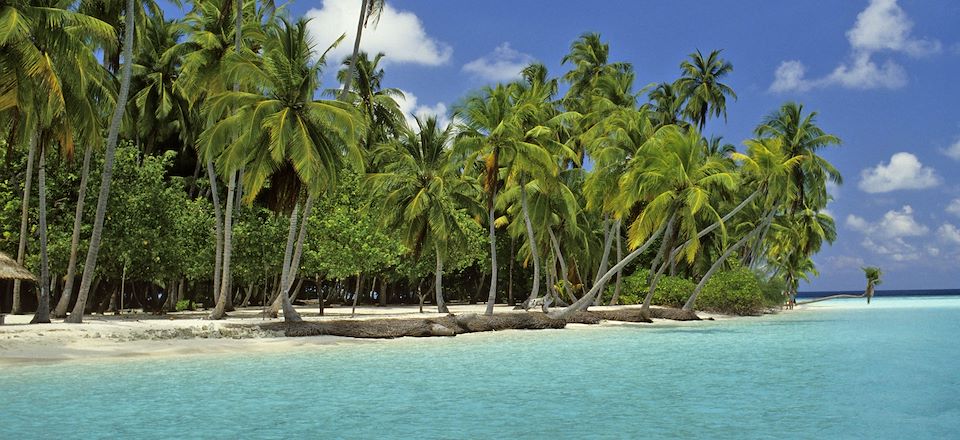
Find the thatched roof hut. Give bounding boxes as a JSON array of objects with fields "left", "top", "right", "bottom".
[{"left": 0, "top": 252, "right": 36, "bottom": 282}]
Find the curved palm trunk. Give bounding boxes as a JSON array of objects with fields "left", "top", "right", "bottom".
[
  {"left": 483, "top": 189, "right": 498, "bottom": 316},
  {"left": 209, "top": 171, "right": 236, "bottom": 319},
  {"left": 642, "top": 216, "right": 678, "bottom": 313},
  {"left": 66, "top": 0, "right": 135, "bottom": 323},
  {"left": 435, "top": 245, "right": 448, "bottom": 313},
  {"left": 550, "top": 220, "right": 669, "bottom": 319},
  {"left": 269, "top": 202, "right": 299, "bottom": 317},
  {"left": 866, "top": 283, "right": 874, "bottom": 304},
  {"left": 592, "top": 218, "right": 617, "bottom": 306},
  {"left": 548, "top": 227, "right": 576, "bottom": 303},
  {"left": 30, "top": 142, "right": 50, "bottom": 323},
  {"left": 207, "top": 161, "right": 224, "bottom": 306},
  {"left": 796, "top": 293, "right": 865, "bottom": 305},
  {"left": 610, "top": 223, "right": 623, "bottom": 305},
  {"left": 683, "top": 209, "right": 776, "bottom": 310},
  {"left": 269, "top": 195, "right": 313, "bottom": 321},
  {"left": 339, "top": 0, "right": 369, "bottom": 100},
  {"left": 519, "top": 183, "right": 541, "bottom": 309},
  {"left": 53, "top": 145, "right": 92, "bottom": 318},
  {"left": 11, "top": 133, "right": 36, "bottom": 315}
]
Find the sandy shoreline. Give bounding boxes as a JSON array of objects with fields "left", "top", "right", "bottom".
[{"left": 0, "top": 304, "right": 744, "bottom": 364}]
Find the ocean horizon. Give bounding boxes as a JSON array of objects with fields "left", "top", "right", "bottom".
[{"left": 797, "top": 289, "right": 960, "bottom": 298}]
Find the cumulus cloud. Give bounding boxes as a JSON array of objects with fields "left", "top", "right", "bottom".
[
  {"left": 462, "top": 43, "right": 535, "bottom": 82},
  {"left": 943, "top": 138, "right": 960, "bottom": 160},
  {"left": 947, "top": 199, "right": 960, "bottom": 217},
  {"left": 769, "top": 0, "right": 939, "bottom": 93},
  {"left": 846, "top": 206, "right": 929, "bottom": 261},
  {"left": 938, "top": 223, "right": 960, "bottom": 245},
  {"left": 826, "top": 255, "right": 866, "bottom": 271},
  {"left": 396, "top": 89, "right": 450, "bottom": 130},
  {"left": 858, "top": 152, "right": 940, "bottom": 193},
  {"left": 305, "top": 0, "right": 452, "bottom": 66}
]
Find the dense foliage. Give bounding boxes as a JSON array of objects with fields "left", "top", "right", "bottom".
[{"left": 0, "top": 0, "right": 840, "bottom": 321}]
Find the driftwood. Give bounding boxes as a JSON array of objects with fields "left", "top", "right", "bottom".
[{"left": 264, "top": 307, "right": 700, "bottom": 339}]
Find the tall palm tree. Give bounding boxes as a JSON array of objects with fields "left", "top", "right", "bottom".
[
  {"left": 863, "top": 266, "right": 881, "bottom": 304},
  {"left": 370, "top": 116, "right": 480, "bottom": 312},
  {"left": 456, "top": 82, "right": 556, "bottom": 315},
  {"left": 648, "top": 82, "right": 685, "bottom": 129},
  {"left": 675, "top": 49, "right": 736, "bottom": 131},
  {"left": 336, "top": 51, "right": 405, "bottom": 158},
  {"left": 683, "top": 136, "right": 805, "bottom": 311},
  {"left": 755, "top": 102, "right": 841, "bottom": 214},
  {"left": 198, "top": 17, "right": 362, "bottom": 321},
  {"left": 66, "top": 0, "right": 141, "bottom": 323},
  {"left": 616, "top": 125, "right": 736, "bottom": 314},
  {"left": 339, "top": 0, "right": 386, "bottom": 100}
]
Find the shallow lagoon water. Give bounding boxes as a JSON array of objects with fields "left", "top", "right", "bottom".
[{"left": 2, "top": 297, "right": 959, "bottom": 439}]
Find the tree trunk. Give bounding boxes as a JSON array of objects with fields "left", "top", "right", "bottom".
[
  {"left": 66, "top": 0, "right": 136, "bottom": 323},
  {"left": 54, "top": 145, "right": 92, "bottom": 318},
  {"left": 351, "top": 274, "right": 362, "bottom": 317},
  {"left": 508, "top": 238, "right": 514, "bottom": 307},
  {"left": 269, "top": 202, "right": 299, "bottom": 317},
  {"left": 484, "top": 191, "right": 498, "bottom": 315},
  {"left": 378, "top": 277, "right": 387, "bottom": 306},
  {"left": 796, "top": 293, "right": 865, "bottom": 305},
  {"left": 683, "top": 210, "right": 774, "bottom": 311},
  {"left": 548, "top": 227, "right": 577, "bottom": 303},
  {"left": 435, "top": 245, "right": 448, "bottom": 313},
  {"left": 207, "top": 161, "right": 224, "bottom": 305},
  {"left": 642, "top": 216, "right": 678, "bottom": 313},
  {"left": 241, "top": 282, "right": 254, "bottom": 307},
  {"left": 12, "top": 133, "right": 36, "bottom": 315},
  {"left": 289, "top": 277, "right": 305, "bottom": 302},
  {"left": 519, "top": 183, "right": 541, "bottom": 309},
  {"left": 30, "top": 142, "right": 50, "bottom": 324},
  {"left": 339, "top": 0, "right": 369, "bottom": 100},
  {"left": 866, "top": 283, "right": 874, "bottom": 304},
  {"left": 270, "top": 195, "right": 313, "bottom": 321},
  {"left": 592, "top": 218, "right": 617, "bottom": 306},
  {"left": 610, "top": 222, "right": 623, "bottom": 305},
  {"left": 550, "top": 220, "right": 669, "bottom": 319},
  {"left": 209, "top": 170, "right": 237, "bottom": 319}
]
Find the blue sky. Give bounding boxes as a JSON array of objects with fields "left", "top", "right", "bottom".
[{"left": 165, "top": 0, "right": 960, "bottom": 291}]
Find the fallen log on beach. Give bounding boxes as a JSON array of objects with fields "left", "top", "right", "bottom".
[{"left": 262, "top": 307, "right": 700, "bottom": 339}]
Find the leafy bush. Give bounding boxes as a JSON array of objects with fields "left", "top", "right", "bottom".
[
  {"left": 601, "top": 269, "right": 695, "bottom": 307},
  {"left": 175, "top": 299, "right": 194, "bottom": 312},
  {"left": 697, "top": 267, "right": 764, "bottom": 315},
  {"left": 757, "top": 273, "right": 787, "bottom": 307}
]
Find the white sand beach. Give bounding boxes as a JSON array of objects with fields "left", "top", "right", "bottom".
[{"left": 0, "top": 304, "right": 735, "bottom": 364}]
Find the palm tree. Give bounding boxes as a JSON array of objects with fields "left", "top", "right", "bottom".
[
  {"left": 648, "top": 82, "right": 685, "bottom": 129},
  {"left": 339, "top": 0, "right": 386, "bottom": 100},
  {"left": 198, "top": 17, "right": 362, "bottom": 321},
  {"left": 675, "top": 49, "right": 736, "bottom": 131},
  {"left": 369, "top": 116, "right": 480, "bottom": 313},
  {"left": 863, "top": 266, "right": 881, "bottom": 304},
  {"left": 755, "top": 102, "right": 841, "bottom": 214},
  {"left": 682, "top": 136, "right": 805, "bottom": 311},
  {"left": 336, "top": 51, "right": 405, "bottom": 158}
]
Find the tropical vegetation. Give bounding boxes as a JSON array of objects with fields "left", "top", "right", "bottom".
[{"left": 0, "top": 1, "right": 843, "bottom": 322}]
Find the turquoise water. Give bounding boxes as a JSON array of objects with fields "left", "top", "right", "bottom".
[{"left": 2, "top": 297, "right": 959, "bottom": 439}]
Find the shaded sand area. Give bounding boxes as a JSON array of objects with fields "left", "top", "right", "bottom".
[{"left": 0, "top": 304, "right": 734, "bottom": 364}]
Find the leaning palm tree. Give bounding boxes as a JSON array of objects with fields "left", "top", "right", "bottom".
[
  {"left": 863, "top": 266, "right": 881, "bottom": 304},
  {"left": 369, "top": 116, "right": 481, "bottom": 313},
  {"left": 199, "top": 17, "right": 362, "bottom": 321},
  {"left": 675, "top": 49, "right": 736, "bottom": 131},
  {"left": 339, "top": 0, "right": 386, "bottom": 100}
]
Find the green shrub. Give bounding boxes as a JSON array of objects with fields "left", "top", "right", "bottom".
[
  {"left": 601, "top": 268, "right": 695, "bottom": 307},
  {"left": 697, "top": 267, "right": 764, "bottom": 315},
  {"left": 175, "top": 299, "right": 194, "bottom": 312},
  {"left": 757, "top": 273, "right": 787, "bottom": 307}
]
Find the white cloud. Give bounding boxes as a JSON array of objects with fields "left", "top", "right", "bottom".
[
  {"left": 823, "top": 52, "right": 907, "bottom": 89},
  {"left": 462, "top": 43, "right": 535, "bottom": 82},
  {"left": 947, "top": 199, "right": 960, "bottom": 217},
  {"left": 846, "top": 205, "right": 929, "bottom": 238},
  {"left": 943, "top": 138, "right": 960, "bottom": 160},
  {"left": 305, "top": 0, "right": 452, "bottom": 66},
  {"left": 847, "top": 206, "right": 929, "bottom": 262},
  {"left": 858, "top": 152, "right": 940, "bottom": 193},
  {"left": 826, "top": 255, "right": 866, "bottom": 271},
  {"left": 396, "top": 89, "right": 450, "bottom": 130},
  {"left": 846, "top": 0, "right": 941, "bottom": 56},
  {"left": 938, "top": 223, "right": 960, "bottom": 245},
  {"left": 769, "top": 0, "right": 938, "bottom": 93},
  {"left": 770, "top": 61, "right": 814, "bottom": 93}
]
